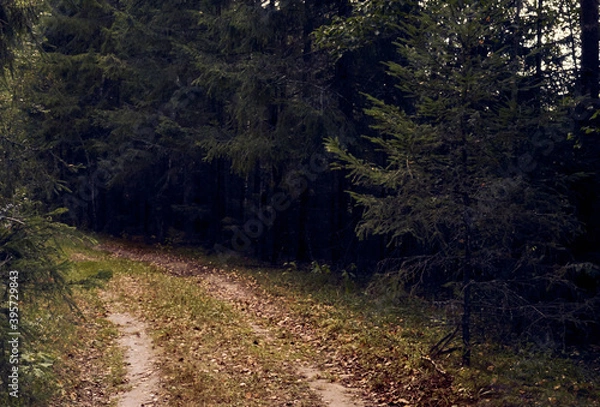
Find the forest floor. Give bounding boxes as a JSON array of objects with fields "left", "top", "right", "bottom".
[
  {"left": 42, "top": 238, "right": 599, "bottom": 407},
  {"left": 98, "top": 242, "right": 365, "bottom": 407}
]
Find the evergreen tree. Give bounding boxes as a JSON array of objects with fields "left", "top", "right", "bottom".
[
  {"left": 326, "top": 0, "right": 584, "bottom": 364},
  {"left": 188, "top": 0, "right": 352, "bottom": 259},
  {"left": 0, "top": 0, "right": 37, "bottom": 73},
  {"left": 0, "top": 4, "right": 75, "bottom": 402}
]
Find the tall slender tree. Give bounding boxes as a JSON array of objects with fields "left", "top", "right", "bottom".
[{"left": 580, "top": 0, "right": 599, "bottom": 98}]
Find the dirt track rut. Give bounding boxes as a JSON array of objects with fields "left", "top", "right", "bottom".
[{"left": 100, "top": 243, "right": 366, "bottom": 407}]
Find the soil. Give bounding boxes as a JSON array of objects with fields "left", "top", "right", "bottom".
[{"left": 106, "top": 312, "right": 160, "bottom": 407}]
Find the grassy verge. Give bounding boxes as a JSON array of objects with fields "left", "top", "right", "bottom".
[
  {"left": 228, "top": 261, "right": 600, "bottom": 407},
  {"left": 0, "top": 240, "right": 124, "bottom": 407},
  {"left": 46, "top": 243, "right": 125, "bottom": 407}
]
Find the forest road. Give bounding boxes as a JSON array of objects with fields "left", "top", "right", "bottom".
[
  {"left": 99, "top": 242, "right": 367, "bottom": 407},
  {"left": 106, "top": 312, "right": 160, "bottom": 407}
]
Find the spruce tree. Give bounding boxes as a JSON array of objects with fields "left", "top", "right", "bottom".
[
  {"left": 0, "top": 3, "right": 76, "bottom": 401},
  {"left": 326, "top": 0, "right": 582, "bottom": 364}
]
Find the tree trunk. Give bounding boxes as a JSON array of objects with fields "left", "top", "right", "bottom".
[
  {"left": 576, "top": 0, "right": 600, "bottom": 260},
  {"left": 461, "top": 237, "right": 472, "bottom": 366},
  {"left": 580, "top": 0, "right": 599, "bottom": 98}
]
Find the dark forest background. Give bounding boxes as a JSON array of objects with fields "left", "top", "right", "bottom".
[{"left": 2, "top": 0, "right": 600, "bottom": 363}]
